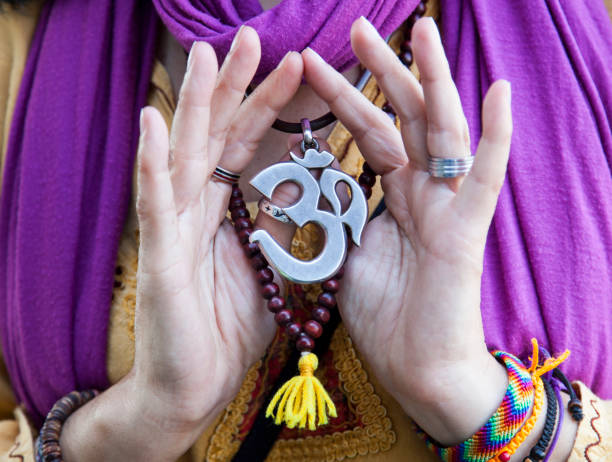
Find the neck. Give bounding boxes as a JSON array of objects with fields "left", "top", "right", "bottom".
[{"left": 259, "top": 0, "right": 282, "bottom": 10}]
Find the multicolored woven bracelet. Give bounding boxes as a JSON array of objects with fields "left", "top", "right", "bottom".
[
  {"left": 417, "top": 339, "right": 571, "bottom": 462},
  {"left": 417, "top": 351, "right": 535, "bottom": 462}
]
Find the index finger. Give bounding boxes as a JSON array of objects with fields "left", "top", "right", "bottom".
[{"left": 302, "top": 47, "right": 407, "bottom": 176}]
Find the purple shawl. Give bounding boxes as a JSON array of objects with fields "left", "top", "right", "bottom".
[
  {"left": 442, "top": 0, "right": 612, "bottom": 395},
  {"left": 0, "top": 0, "right": 415, "bottom": 425},
  {"left": 152, "top": 0, "right": 414, "bottom": 82}
]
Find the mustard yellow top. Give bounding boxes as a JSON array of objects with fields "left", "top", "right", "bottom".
[{"left": 0, "top": 2, "right": 611, "bottom": 461}]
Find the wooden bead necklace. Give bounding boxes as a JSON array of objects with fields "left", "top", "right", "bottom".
[
  {"left": 228, "top": 0, "right": 427, "bottom": 431},
  {"left": 229, "top": 161, "right": 376, "bottom": 355}
]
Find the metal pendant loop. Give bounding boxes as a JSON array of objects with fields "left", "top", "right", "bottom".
[{"left": 301, "top": 118, "right": 315, "bottom": 149}]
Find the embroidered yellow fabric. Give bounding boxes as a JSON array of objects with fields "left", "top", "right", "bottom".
[
  {"left": 205, "top": 324, "right": 397, "bottom": 462},
  {"left": 264, "top": 325, "right": 396, "bottom": 462},
  {"left": 205, "top": 360, "right": 263, "bottom": 461}
]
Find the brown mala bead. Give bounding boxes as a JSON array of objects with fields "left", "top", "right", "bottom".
[
  {"left": 231, "top": 207, "right": 250, "bottom": 221},
  {"left": 286, "top": 322, "right": 302, "bottom": 339},
  {"left": 267, "top": 296, "right": 285, "bottom": 313},
  {"left": 361, "top": 162, "right": 375, "bottom": 177},
  {"left": 321, "top": 278, "right": 339, "bottom": 293},
  {"left": 274, "top": 309, "right": 293, "bottom": 326},
  {"left": 243, "top": 242, "right": 260, "bottom": 258},
  {"left": 318, "top": 292, "right": 336, "bottom": 308},
  {"left": 234, "top": 217, "right": 251, "bottom": 230},
  {"left": 312, "top": 306, "right": 331, "bottom": 324},
  {"left": 256, "top": 268, "right": 274, "bottom": 284},
  {"left": 296, "top": 333, "right": 315, "bottom": 352},
  {"left": 262, "top": 282, "right": 280, "bottom": 299},
  {"left": 414, "top": 1, "right": 427, "bottom": 16},
  {"left": 304, "top": 320, "right": 323, "bottom": 339},
  {"left": 400, "top": 50, "right": 414, "bottom": 67},
  {"left": 250, "top": 254, "right": 268, "bottom": 271},
  {"left": 238, "top": 228, "right": 253, "bottom": 244},
  {"left": 358, "top": 171, "right": 376, "bottom": 188},
  {"left": 230, "top": 186, "right": 242, "bottom": 199},
  {"left": 360, "top": 183, "right": 372, "bottom": 200},
  {"left": 229, "top": 197, "right": 246, "bottom": 210}
]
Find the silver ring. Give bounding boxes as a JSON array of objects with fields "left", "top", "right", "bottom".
[
  {"left": 212, "top": 166, "right": 240, "bottom": 184},
  {"left": 428, "top": 156, "right": 474, "bottom": 178},
  {"left": 258, "top": 199, "right": 292, "bottom": 223}
]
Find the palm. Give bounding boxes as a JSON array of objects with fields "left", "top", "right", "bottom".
[
  {"left": 136, "top": 186, "right": 274, "bottom": 405},
  {"left": 340, "top": 167, "right": 486, "bottom": 397},
  {"left": 134, "top": 30, "right": 304, "bottom": 418},
  {"left": 302, "top": 18, "right": 512, "bottom": 409}
]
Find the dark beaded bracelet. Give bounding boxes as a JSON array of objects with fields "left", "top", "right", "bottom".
[{"left": 35, "top": 389, "right": 99, "bottom": 462}]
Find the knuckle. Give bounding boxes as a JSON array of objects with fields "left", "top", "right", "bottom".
[{"left": 427, "top": 124, "right": 468, "bottom": 154}]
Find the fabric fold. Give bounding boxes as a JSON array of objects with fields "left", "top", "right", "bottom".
[{"left": 441, "top": 0, "right": 612, "bottom": 397}]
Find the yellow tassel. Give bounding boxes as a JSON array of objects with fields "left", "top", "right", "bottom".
[{"left": 266, "top": 353, "right": 337, "bottom": 430}]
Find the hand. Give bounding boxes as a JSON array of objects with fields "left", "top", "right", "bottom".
[
  {"left": 60, "top": 28, "right": 303, "bottom": 461},
  {"left": 303, "top": 17, "right": 512, "bottom": 445}
]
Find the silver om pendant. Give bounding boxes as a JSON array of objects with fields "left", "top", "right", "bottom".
[{"left": 249, "top": 120, "right": 368, "bottom": 284}]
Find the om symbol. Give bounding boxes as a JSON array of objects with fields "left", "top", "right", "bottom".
[{"left": 249, "top": 148, "right": 368, "bottom": 284}]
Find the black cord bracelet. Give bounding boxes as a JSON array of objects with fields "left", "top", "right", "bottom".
[
  {"left": 553, "top": 368, "right": 583, "bottom": 421},
  {"left": 524, "top": 378, "right": 558, "bottom": 462}
]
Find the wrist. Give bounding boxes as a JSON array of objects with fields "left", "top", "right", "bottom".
[
  {"left": 60, "top": 372, "right": 217, "bottom": 462},
  {"left": 398, "top": 345, "right": 578, "bottom": 462},
  {"left": 397, "top": 348, "right": 508, "bottom": 446}
]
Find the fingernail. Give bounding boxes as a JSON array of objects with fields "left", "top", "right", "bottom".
[
  {"left": 276, "top": 51, "right": 292, "bottom": 69},
  {"left": 139, "top": 108, "right": 145, "bottom": 133},
  {"left": 276, "top": 52, "right": 289, "bottom": 69},
  {"left": 358, "top": 15, "right": 377, "bottom": 33},
  {"left": 187, "top": 42, "right": 198, "bottom": 70},
  {"left": 304, "top": 47, "right": 324, "bottom": 62},
  {"left": 425, "top": 17, "right": 437, "bottom": 28},
  {"left": 230, "top": 25, "right": 245, "bottom": 54}
]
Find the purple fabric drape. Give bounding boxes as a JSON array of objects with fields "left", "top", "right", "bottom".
[
  {"left": 152, "top": 0, "right": 417, "bottom": 82},
  {"left": 0, "top": 0, "right": 159, "bottom": 425},
  {"left": 441, "top": 0, "right": 612, "bottom": 397},
  {"left": 0, "top": 0, "right": 416, "bottom": 426}
]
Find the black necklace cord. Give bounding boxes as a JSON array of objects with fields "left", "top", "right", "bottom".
[{"left": 245, "top": 66, "right": 373, "bottom": 134}]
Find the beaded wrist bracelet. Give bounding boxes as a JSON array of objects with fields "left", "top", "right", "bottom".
[
  {"left": 35, "top": 389, "right": 99, "bottom": 462},
  {"left": 418, "top": 339, "right": 570, "bottom": 462}
]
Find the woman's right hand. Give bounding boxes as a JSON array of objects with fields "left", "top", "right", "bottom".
[{"left": 60, "top": 28, "right": 303, "bottom": 461}]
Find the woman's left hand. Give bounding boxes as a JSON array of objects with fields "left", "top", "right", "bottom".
[{"left": 302, "top": 17, "right": 512, "bottom": 445}]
